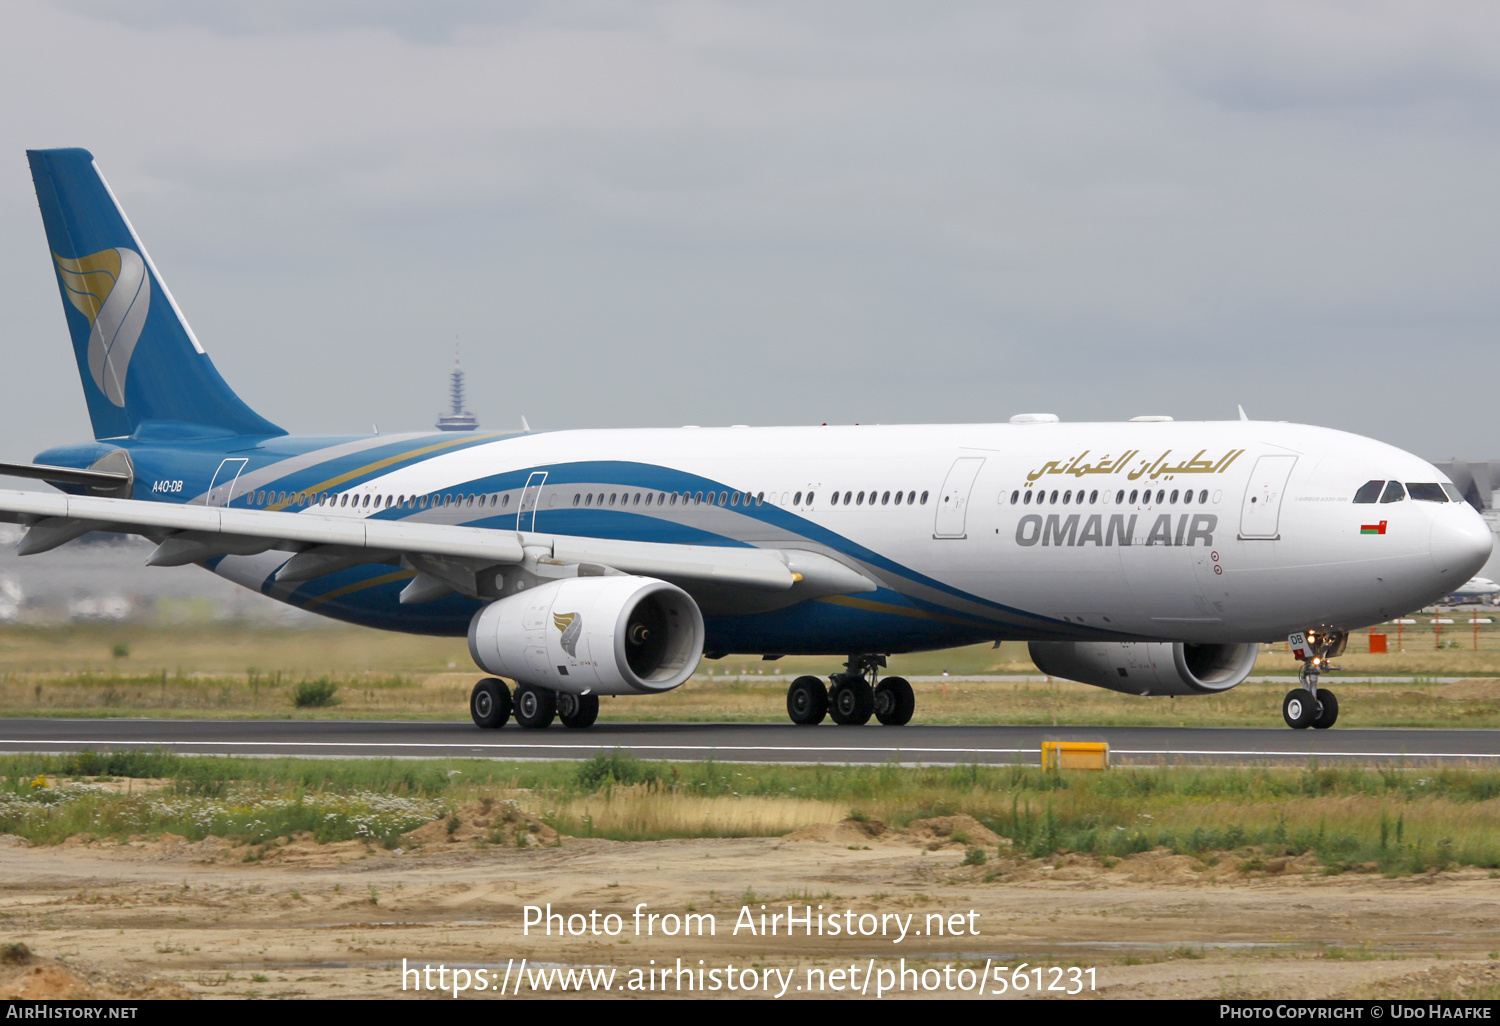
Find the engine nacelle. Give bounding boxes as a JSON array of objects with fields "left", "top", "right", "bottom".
[
  {"left": 468, "top": 576, "right": 704, "bottom": 696},
  {"left": 1028, "top": 641, "right": 1259, "bottom": 696}
]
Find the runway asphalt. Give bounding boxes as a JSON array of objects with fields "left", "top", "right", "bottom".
[{"left": 0, "top": 718, "right": 1497, "bottom": 766}]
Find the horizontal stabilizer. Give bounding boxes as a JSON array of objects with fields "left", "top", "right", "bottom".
[{"left": 0, "top": 460, "right": 130, "bottom": 492}]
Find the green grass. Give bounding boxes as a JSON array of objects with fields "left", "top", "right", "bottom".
[{"left": 0, "top": 753, "right": 1496, "bottom": 872}]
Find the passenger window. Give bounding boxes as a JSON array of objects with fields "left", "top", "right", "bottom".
[
  {"left": 1089, "top": 489, "right": 1098, "bottom": 504},
  {"left": 1380, "top": 481, "right": 1406, "bottom": 504},
  {"left": 908, "top": 491, "right": 917, "bottom": 505},
  {"left": 844, "top": 491, "right": 853, "bottom": 504},
  {"left": 694, "top": 492, "right": 703, "bottom": 504},
  {"left": 1023, "top": 491, "right": 1032, "bottom": 505},
  {"left": 1352, "top": 480, "right": 1384, "bottom": 504},
  {"left": 730, "top": 492, "right": 739, "bottom": 506},
  {"left": 584, "top": 494, "right": 592, "bottom": 506},
  {"left": 1406, "top": 483, "right": 1448, "bottom": 503},
  {"left": 757, "top": 492, "right": 765, "bottom": 504},
  {"left": 920, "top": 491, "right": 928, "bottom": 505},
  {"left": 719, "top": 491, "right": 728, "bottom": 505},
  {"left": 1199, "top": 489, "right": 1207, "bottom": 504},
  {"left": 1061, "top": 490, "right": 1071, "bottom": 505},
  {"left": 882, "top": 491, "right": 890, "bottom": 505},
  {"left": 854, "top": 491, "right": 863, "bottom": 505},
  {"left": 1170, "top": 489, "right": 1179, "bottom": 504},
  {"left": 794, "top": 491, "right": 803, "bottom": 505},
  {"left": 1128, "top": 490, "right": 1138, "bottom": 504},
  {"left": 1049, "top": 490, "right": 1058, "bottom": 504},
  {"left": 1155, "top": 489, "right": 1165, "bottom": 504},
  {"left": 806, "top": 492, "right": 815, "bottom": 504},
  {"left": 1116, "top": 490, "right": 1125, "bottom": 504}
]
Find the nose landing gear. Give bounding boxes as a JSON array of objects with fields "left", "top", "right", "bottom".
[
  {"left": 783, "top": 654, "right": 914, "bottom": 726},
  {"left": 1284, "top": 630, "right": 1344, "bottom": 729}
]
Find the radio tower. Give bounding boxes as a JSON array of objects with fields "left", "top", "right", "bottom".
[{"left": 435, "top": 346, "right": 479, "bottom": 431}]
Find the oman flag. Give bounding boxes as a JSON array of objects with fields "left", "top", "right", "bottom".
[{"left": 1361, "top": 521, "right": 1388, "bottom": 535}]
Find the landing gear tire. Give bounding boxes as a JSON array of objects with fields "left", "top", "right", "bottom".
[
  {"left": 829, "top": 678, "right": 874, "bottom": 726},
  {"left": 470, "top": 678, "right": 512, "bottom": 729},
  {"left": 557, "top": 692, "right": 599, "bottom": 730},
  {"left": 1282, "top": 688, "right": 1316, "bottom": 730},
  {"left": 873, "top": 676, "right": 915, "bottom": 726},
  {"left": 514, "top": 684, "right": 557, "bottom": 729},
  {"left": 786, "top": 676, "right": 829, "bottom": 725},
  {"left": 1311, "top": 688, "right": 1339, "bottom": 730}
]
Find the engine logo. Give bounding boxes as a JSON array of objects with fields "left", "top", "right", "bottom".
[{"left": 553, "top": 611, "right": 582, "bottom": 657}]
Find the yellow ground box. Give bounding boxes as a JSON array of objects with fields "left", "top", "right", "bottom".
[{"left": 1041, "top": 740, "right": 1110, "bottom": 771}]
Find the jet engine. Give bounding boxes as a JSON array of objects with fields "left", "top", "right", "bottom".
[
  {"left": 1028, "top": 641, "right": 1259, "bottom": 697},
  {"left": 468, "top": 575, "right": 704, "bottom": 695}
]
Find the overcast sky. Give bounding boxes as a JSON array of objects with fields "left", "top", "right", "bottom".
[{"left": 0, "top": 1, "right": 1496, "bottom": 464}]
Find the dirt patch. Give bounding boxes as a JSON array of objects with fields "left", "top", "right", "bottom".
[
  {"left": 1437, "top": 678, "right": 1500, "bottom": 701},
  {"left": 402, "top": 800, "right": 558, "bottom": 849},
  {"left": 783, "top": 816, "right": 895, "bottom": 845},
  {"left": 1, "top": 824, "right": 1499, "bottom": 999},
  {"left": 903, "top": 814, "right": 1003, "bottom": 848},
  {"left": 0, "top": 950, "right": 192, "bottom": 1000}
]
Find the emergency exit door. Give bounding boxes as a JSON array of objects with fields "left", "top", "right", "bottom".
[
  {"left": 933, "top": 457, "right": 985, "bottom": 539},
  {"left": 1239, "top": 455, "right": 1296, "bottom": 540}
]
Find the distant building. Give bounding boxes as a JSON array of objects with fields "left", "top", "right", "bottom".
[{"left": 435, "top": 352, "right": 479, "bottom": 432}]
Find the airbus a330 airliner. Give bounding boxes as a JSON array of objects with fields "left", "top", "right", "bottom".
[{"left": 1, "top": 149, "right": 1490, "bottom": 732}]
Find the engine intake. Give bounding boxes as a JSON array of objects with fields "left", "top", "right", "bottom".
[
  {"left": 468, "top": 575, "right": 704, "bottom": 695},
  {"left": 1028, "top": 641, "right": 1259, "bottom": 696}
]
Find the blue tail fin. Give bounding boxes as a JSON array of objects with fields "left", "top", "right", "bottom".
[{"left": 27, "top": 148, "right": 284, "bottom": 441}]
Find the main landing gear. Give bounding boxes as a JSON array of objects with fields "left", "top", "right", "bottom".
[
  {"left": 785, "top": 654, "right": 915, "bottom": 727},
  {"left": 469, "top": 679, "right": 598, "bottom": 730},
  {"left": 1283, "top": 630, "right": 1344, "bottom": 730}
]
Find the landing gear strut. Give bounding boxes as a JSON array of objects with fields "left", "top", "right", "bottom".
[
  {"left": 1284, "top": 630, "right": 1344, "bottom": 730},
  {"left": 784, "top": 655, "right": 914, "bottom": 727}
]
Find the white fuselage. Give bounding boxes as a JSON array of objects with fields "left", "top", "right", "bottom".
[{"left": 210, "top": 418, "right": 1494, "bottom": 647}]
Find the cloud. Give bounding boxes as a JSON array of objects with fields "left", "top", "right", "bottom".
[{"left": 0, "top": 0, "right": 1494, "bottom": 462}]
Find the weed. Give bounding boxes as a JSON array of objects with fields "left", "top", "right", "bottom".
[
  {"left": 576, "top": 751, "right": 658, "bottom": 790},
  {"left": 292, "top": 679, "right": 339, "bottom": 708},
  {"left": 963, "top": 846, "right": 987, "bottom": 866}
]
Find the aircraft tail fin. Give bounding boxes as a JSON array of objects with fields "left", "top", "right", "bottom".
[{"left": 27, "top": 148, "right": 283, "bottom": 441}]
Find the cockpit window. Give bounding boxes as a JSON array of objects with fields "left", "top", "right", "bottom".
[
  {"left": 1406, "top": 483, "right": 1448, "bottom": 503},
  {"left": 1379, "top": 481, "right": 1406, "bottom": 504},
  {"left": 1442, "top": 483, "right": 1464, "bottom": 503},
  {"left": 1353, "top": 480, "right": 1384, "bottom": 504}
]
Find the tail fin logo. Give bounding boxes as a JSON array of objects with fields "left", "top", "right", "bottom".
[
  {"left": 53, "top": 248, "right": 151, "bottom": 407},
  {"left": 553, "top": 612, "right": 582, "bottom": 657}
]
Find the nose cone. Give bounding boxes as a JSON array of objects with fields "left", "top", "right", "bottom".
[{"left": 1430, "top": 509, "right": 1494, "bottom": 580}]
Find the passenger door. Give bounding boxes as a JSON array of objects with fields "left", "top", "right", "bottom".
[
  {"left": 933, "top": 457, "right": 985, "bottom": 539},
  {"left": 1239, "top": 455, "right": 1296, "bottom": 540}
]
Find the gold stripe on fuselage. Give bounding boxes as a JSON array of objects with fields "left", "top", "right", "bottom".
[{"left": 267, "top": 433, "right": 507, "bottom": 511}]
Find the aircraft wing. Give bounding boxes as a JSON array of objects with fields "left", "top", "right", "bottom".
[{"left": 0, "top": 489, "right": 874, "bottom": 606}]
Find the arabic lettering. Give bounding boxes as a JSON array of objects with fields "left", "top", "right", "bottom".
[{"left": 1026, "top": 448, "right": 1244, "bottom": 484}]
